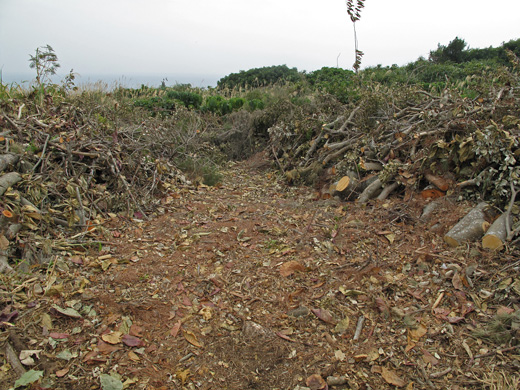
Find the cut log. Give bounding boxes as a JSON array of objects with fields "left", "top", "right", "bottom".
[
  {"left": 332, "top": 176, "right": 358, "bottom": 200},
  {"left": 360, "top": 161, "right": 384, "bottom": 171},
  {"left": 424, "top": 173, "right": 451, "bottom": 191},
  {"left": 0, "top": 172, "right": 22, "bottom": 197},
  {"left": 377, "top": 182, "right": 399, "bottom": 200},
  {"left": 0, "top": 254, "right": 13, "bottom": 273},
  {"left": 335, "top": 176, "right": 351, "bottom": 192},
  {"left": 358, "top": 178, "right": 383, "bottom": 203},
  {"left": 482, "top": 212, "right": 511, "bottom": 250},
  {"left": 444, "top": 202, "right": 489, "bottom": 247},
  {"left": 0, "top": 154, "right": 19, "bottom": 173}
]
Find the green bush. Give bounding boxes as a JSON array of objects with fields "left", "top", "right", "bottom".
[
  {"left": 165, "top": 90, "right": 202, "bottom": 109},
  {"left": 133, "top": 96, "right": 176, "bottom": 116},
  {"left": 306, "top": 67, "right": 357, "bottom": 103},
  {"left": 217, "top": 65, "right": 301, "bottom": 89}
]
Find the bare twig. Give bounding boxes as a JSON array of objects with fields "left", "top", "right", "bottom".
[
  {"left": 32, "top": 133, "right": 50, "bottom": 173},
  {"left": 108, "top": 152, "right": 148, "bottom": 220},
  {"left": 353, "top": 315, "right": 365, "bottom": 341},
  {"left": 505, "top": 182, "right": 519, "bottom": 241}
]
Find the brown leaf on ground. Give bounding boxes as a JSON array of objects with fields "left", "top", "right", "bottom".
[
  {"left": 49, "top": 332, "right": 69, "bottom": 340},
  {"left": 96, "top": 340, "right": 120, "bottom": 354},
  {"left": 101, "top": 331, "right": 122, "bottom": 345},
  {"left": 170, "top": 321, "right": 182, "bottom": 337},
  {"left": 56, "top": 367, "right": 69, "bottom": 377},
  {"left": 311, "top": 308, "right": 336, "bottom": 324},
  {"left": 122, "top": 334, "right": 144, "bottom": 347},
  {"left": 279, "top": 260, "right": 306, "bottom": 277},
  {"left": 381, "top": 366, "right": 407, "bottom": 387},
  {"left": 183, "top": 330, "right": 203, "bottom": 348},
  {"left": 422, "top": 349, "right": 440, "bottom": 365},
  {"left": 306, "top": 374, "right": 328, "bottom": 390}
]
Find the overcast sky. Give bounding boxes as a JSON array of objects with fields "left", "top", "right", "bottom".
[{"left": 1, "top": 0, "right": 519, "bottom": 87}]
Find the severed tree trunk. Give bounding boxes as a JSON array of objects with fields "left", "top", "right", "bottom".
[
  {"left": 0, "top": 255, "right": 13, "bottom": 273},
  {"left": 332, "top": 175, "right": 358, "bottom": 200},
  {"left": 358, "top": 178, "right": 384, "bottom": 203},
  {"left": 0, "top": 154, "right": 20, "bottom": 173},
  {"left": 0, "top": 172, "right": 22, "bottom": 197},
  {"left": 424, "top": 172, "right": 451, "bottom": 191},
  {"left": 482, "top": 212, "right": 511, "bottom": 250},
  {"left": 377, "top": 182, "right": 399, "bottom": 200},
  {"left": 444, "top": 202, "right": 489, "bottom": 247}
]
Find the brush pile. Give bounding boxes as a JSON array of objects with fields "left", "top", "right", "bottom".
[
  {"left": 268, "top": 71, "right": 520, "bottom": 247},
  {"left": 0, "top": 91, "right": 207, "bottom": 272}
]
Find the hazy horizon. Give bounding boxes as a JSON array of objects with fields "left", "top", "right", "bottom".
[
  {"left": 3, "top": 0, "right": 519, "bottom": 91},
  {"left": 1, "top": 70, "right": 223, "bottom": 89}
]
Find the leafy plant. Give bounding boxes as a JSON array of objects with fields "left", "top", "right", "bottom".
[
  {"left": 29, "top": 44, "right": 60, "bottom": 87},
  {"left": 346, "top": 0, "right": 365, "bottom": 73}
]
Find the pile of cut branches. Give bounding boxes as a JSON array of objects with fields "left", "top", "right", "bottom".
[
  {"left": 0, "top": 90, "right": 212, "bottom": 272},
  {"left": 271, "top": 70, "right": 519, "bottom": 203},
  {"left": 268, "top": 67, "right": 520, "bottom": 246}
]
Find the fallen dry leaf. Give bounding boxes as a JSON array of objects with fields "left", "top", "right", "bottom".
[
  {"left": 334, "top": 317, "right": 350, "bottom": 334},
  {"left": 55, "top": 367, "right": 69, "bottom": 378},
  {"left": 279, "top": 260, "right": 306, "bottom": 277},
  {"left": 122, "top": 334, "right": 144, "bottom": 347},
  {"left": 375, "top": 297, "right": 390, "bottom": 317},
  {"left": 176, "top": 368, "right": 190, "bottom": 385},
  {"left": 311, "top": 308, "right": 335, "bottom": 324},
  {"left": 128, "top": 351, "right": 140, "bottom": 362},
  {"left": 129, "top": 324, "right": 144, "bottom": 337},
  {"left": 276, "top": 332, "right": 296, "bottom": 343},
  {"left": 183, "top": 330, "right": 203, "bottom": 348},
  {"left": 96, "top": 340, "right": 120, "bottom": 354},
  {"left": 381, "top": 366, "right": 407, "bottom": 387},
  {"left": 49, "top": 332, "right": 69, "bottom": 340},
  {"left": 422, "top": 349, "right": 439, "bottom": 366},
  {"left": 170, "top": 321, "right": 182, "bottom": 337},
  {"left": 306, "top": 374, "right": 327, "bottom": 390},
  {"left": 452, "top": 271, "right": 465, "bottom": 290},
  {"left": 101, "top": 331, "right": 122, "bottom": 345},
  {"left": 335, "top": 350, "right": 346, "bottom": 361}
]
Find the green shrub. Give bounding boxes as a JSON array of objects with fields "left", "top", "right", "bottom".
[
  {"left": 165, "top": 90, "right": 202, "bottom": 109},
  {"left": 306, "top": 67, "right": 357, "bottom": 103}
]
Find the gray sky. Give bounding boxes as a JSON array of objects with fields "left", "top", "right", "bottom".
[{"left": 1, "top": 0, "right": 519, "bottom": 87}]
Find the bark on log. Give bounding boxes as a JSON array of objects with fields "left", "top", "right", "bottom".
[
  {"left": 482, "top": 212, "right": 511, "bottom": 250},
  {"left": 358, "top": 178, "right": 384, "bottom": 203},
  {"left": 424, "top": 173, "right": 451, "bottom": 191},
  {"left": 332, "top": 175, "right": 358, "bottom": 200},
  {"left": 0, "top": 172, "right": 22, "bottom": 197},
  {"left": 444, "top": 202, "right": 489, "bottom": 247},
  {"left": 0, "top": 154, "right": 19, "bottom": 173},
  {"left": 420, "top": 198, "right": 445, "bottom": 221},
  {"left": 377, "top": 182, "right": 399, "bottom": 200},
  {"left": 361, "top": 161, "right": 384, "bottom": 171},
  {"left": 0, "top": 255, "right": 13, "bottom": 273}
]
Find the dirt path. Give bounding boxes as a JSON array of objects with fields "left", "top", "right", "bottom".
[{"left": 3, "top": 157, "right": 519, "bottom": 390}]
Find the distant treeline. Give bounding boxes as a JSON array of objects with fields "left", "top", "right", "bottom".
[
  {"left": 216, "top": 37, "right": 520, "bottom": 90},
  {"left": 428, "top": 37, "right": 520, "bottom": 64},
  {"left": 127, "top": 37, "right": 520, "bottom": 115}
]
